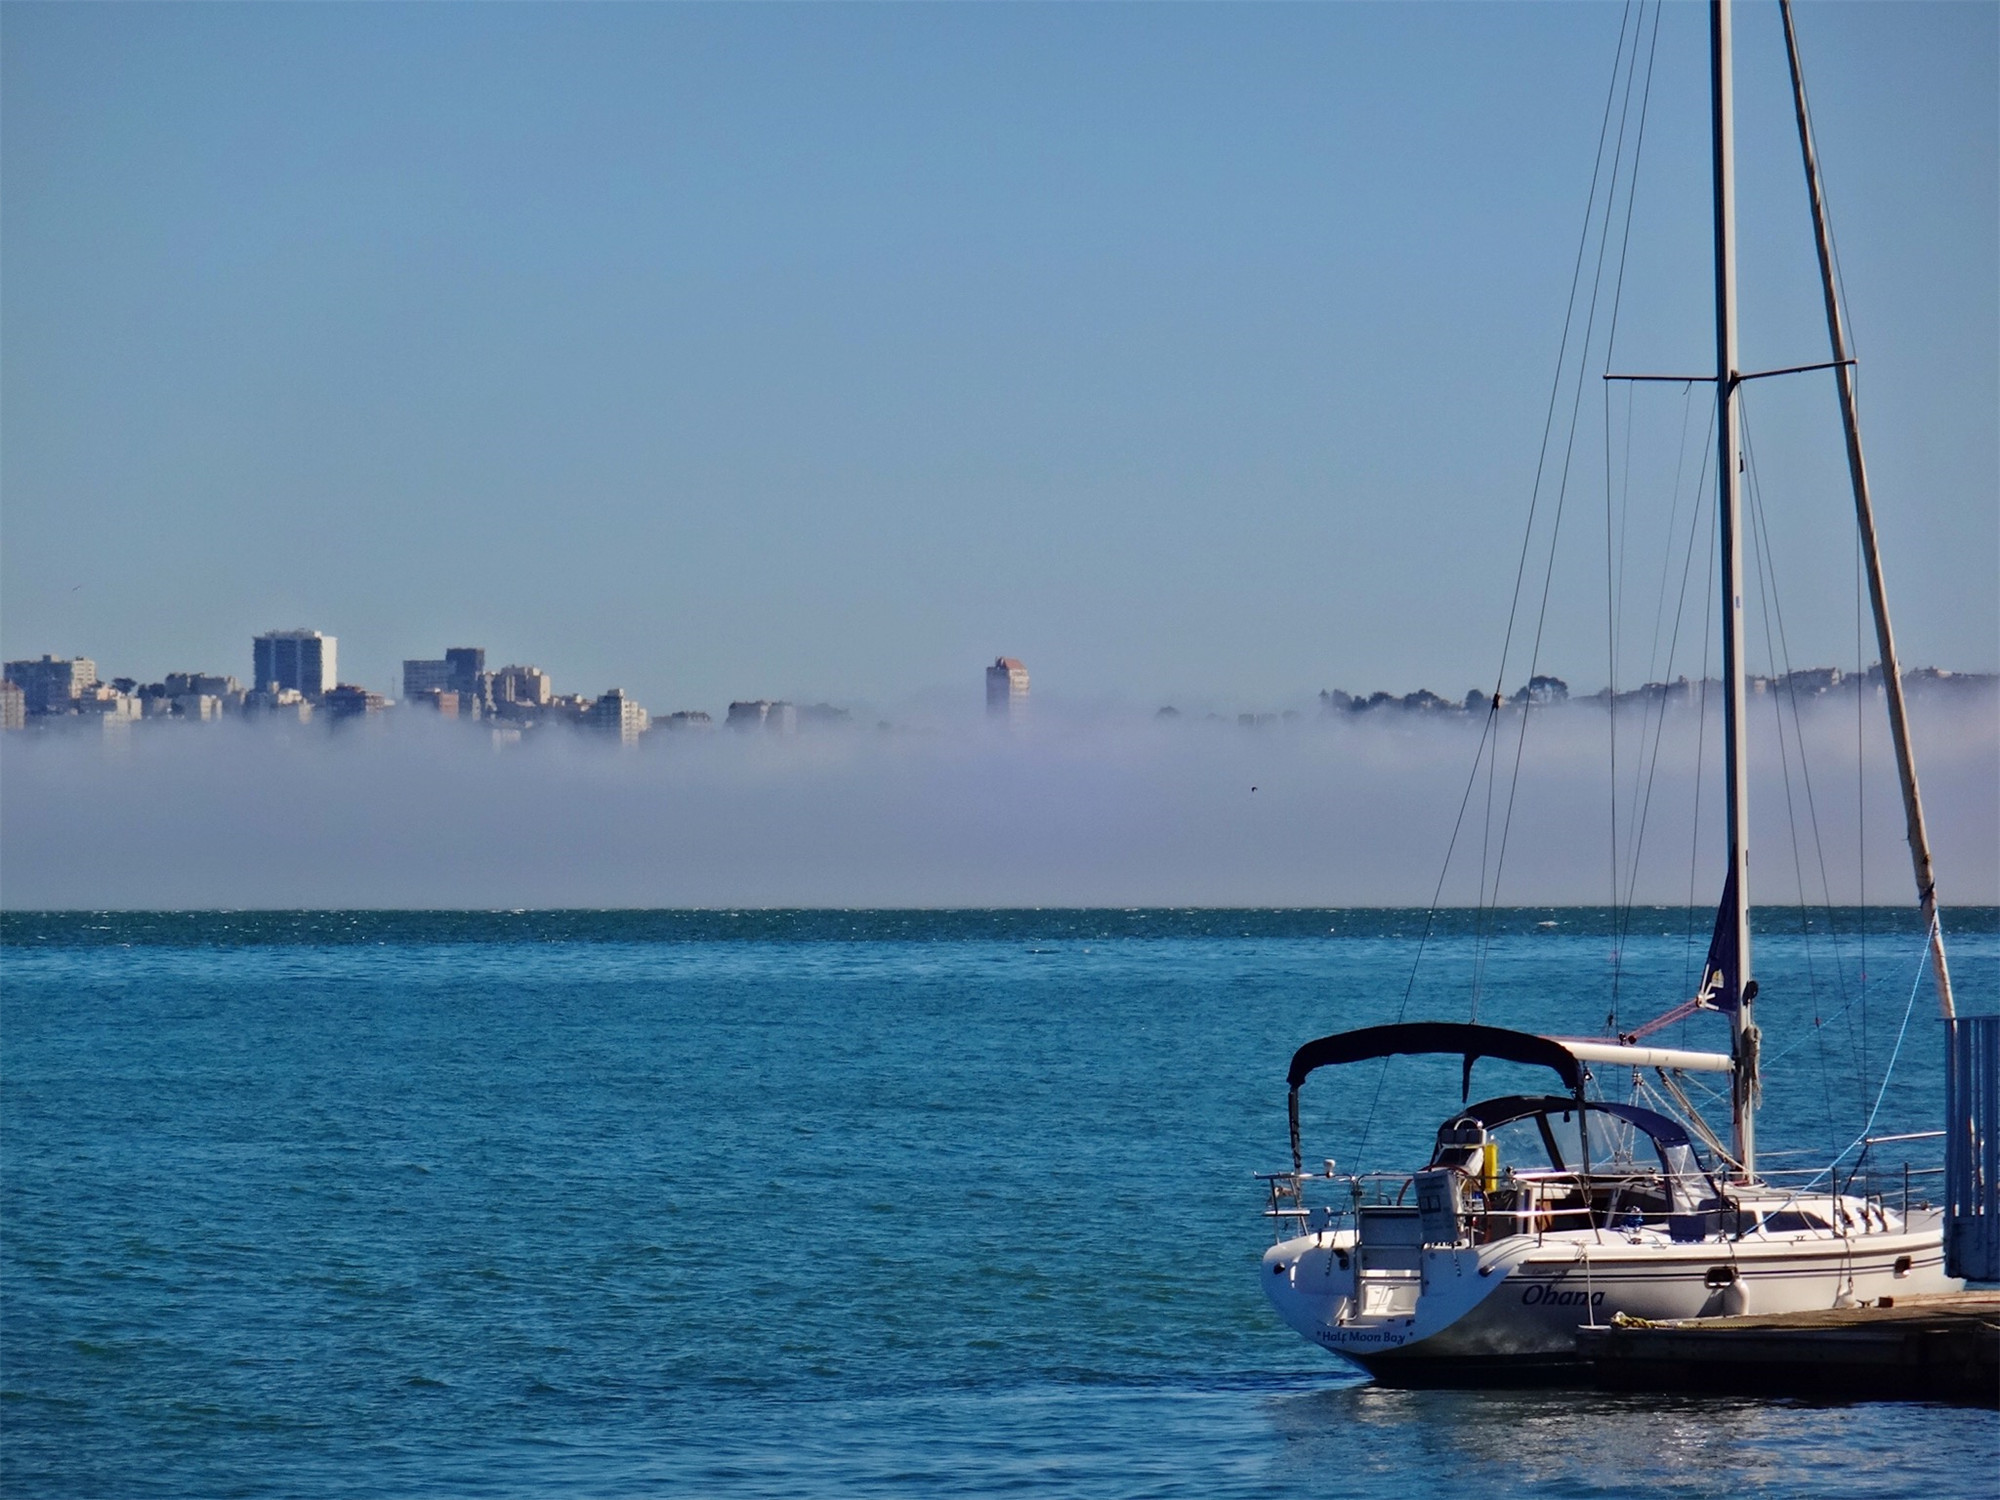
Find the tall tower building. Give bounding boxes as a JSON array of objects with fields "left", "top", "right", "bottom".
[
  {"left": 253, "top": 630, "right": 336, "bottom": 698},
  {"left": 986, "top": 657, "right": 1029, "bottom": 719},
  {"left": 590, "top": 688, "right": 650, "bottom": 745},
  {"left": 444, "top": 647, "right": 486, "bottom": 695}
]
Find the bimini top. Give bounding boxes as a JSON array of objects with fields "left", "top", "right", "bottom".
[
  {"left": 1281, "top": 1022, "right": 1732, "bottom": 1173},
  {"left": 1287, "top": 1022, "right": 1586, "bottom": 1099}
]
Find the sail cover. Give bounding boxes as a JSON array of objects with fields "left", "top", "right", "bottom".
[{"left": 1696, "top": 870, "right": 1742, "bottom": 1013}]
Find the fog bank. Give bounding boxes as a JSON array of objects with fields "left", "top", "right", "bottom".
[{"left": 3, "top": 688, "right": 1993, "bottom": 909}]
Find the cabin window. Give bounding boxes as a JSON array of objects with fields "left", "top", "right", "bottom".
[
  {"left": 1589, "top": 1115, "right": 1652, "bottom": 1173},
  {"left": 1659, "top": 1143, "right": 1702, "bottom": 1179},
  {"left": 1758, "top": 1210, "right": 1830, "bottom": 1234},
  {"left": 1488, "top": 1112, "right": 1583, "bottom": 1172},
  {"left": 1541, "top": 1110, "right": 1585, "bottom": 1172},
  {"left": 1489, "top": 1117, "right": 1559, "bottom": 1172}
]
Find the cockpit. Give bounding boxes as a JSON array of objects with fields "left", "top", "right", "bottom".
[
  {"left": 1430, "top": 1094, "right": 1705, "bottom": 1176},
  {"left": 1425, "top": 1094, "right": 1713, "bottom": 1231}
]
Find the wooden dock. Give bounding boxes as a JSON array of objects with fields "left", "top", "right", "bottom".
[{"left": 1577, "top": 1293, "right": 2000, "bottom": 1404}]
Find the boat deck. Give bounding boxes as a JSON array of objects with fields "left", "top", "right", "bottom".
[{"left": 1576, "top": 1292, "right": 2000, "bottom": 1405}]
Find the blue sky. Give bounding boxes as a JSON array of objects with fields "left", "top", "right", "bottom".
[{"left": 3, "top": 2, "right": 1993, "bottom": 715}]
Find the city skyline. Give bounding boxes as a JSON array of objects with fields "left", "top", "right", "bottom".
[
  {"left": 3, "top": 4, "right": 1993, "bottom": 712},
  {"left": 7, "top": 617, "right": 1990, "bottom": 736}
]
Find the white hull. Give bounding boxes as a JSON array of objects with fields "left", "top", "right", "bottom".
[{"left": 1263, "top": 1205, "right": 1959, "bottom": 1381}]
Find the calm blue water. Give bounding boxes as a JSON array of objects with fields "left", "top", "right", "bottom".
[{"left": 4, "top": 909, "right": 1995, "bottom": 1498}]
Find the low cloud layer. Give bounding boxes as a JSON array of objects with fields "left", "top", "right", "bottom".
[{"left": 3, "top": 687, "right": 1993, "bottom": 909}]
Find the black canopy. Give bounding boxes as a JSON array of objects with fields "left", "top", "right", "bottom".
[
  {"left": 1286, "top": 1022, "right": 1587, "bottom": 1097},
  {"left": 1283, "top": 1022, "right": 1590, "bottom": 1174}
]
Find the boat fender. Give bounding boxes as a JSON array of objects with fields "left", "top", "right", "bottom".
[{"left": 1702, "top": 1262, "right": 1751, "bottom": 1317}]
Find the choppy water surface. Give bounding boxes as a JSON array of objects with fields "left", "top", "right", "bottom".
[{"left": 4, "top": 909, "right": 1994, "bottom": 1497}]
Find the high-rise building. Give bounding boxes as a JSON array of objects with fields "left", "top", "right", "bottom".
[
  {"left": 3, "top": 656, "right": 98, "bottom": 715},
  {"left": 403, "top": 659, "right": 452, "bottom": 698},
  {"left": 492, "top": 664, "right": 552, "bottom": 707},
  {"left": 0, "top": 681, "right": 24, "bottom": 730},
  {"left": 253, "top": 630, "right": 336, "bottom": 698},
  {"left": 590, "top": 688, "right": 650, "bottom": 745},
  {"left": 445, "top": 647, "right": 485, "bottom": 695},
  {"left": 986, "top": 657, "right": 1029, "bottom": 719},
  {"left": 403, "top": 648, "right": 493, "bottom": 713}
]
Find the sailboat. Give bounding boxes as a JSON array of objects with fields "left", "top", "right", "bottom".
[{"left": 1257, "top": 0, "right": 1962, "bottom": 1382}]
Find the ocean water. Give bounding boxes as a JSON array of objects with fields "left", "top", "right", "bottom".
[{"left": 3, "top": 908, "right": 1994, "bottom": 1499}]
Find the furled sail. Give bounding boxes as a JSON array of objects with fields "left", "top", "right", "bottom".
[
  {"left": 1697, "top": 868, "right": 1762, "bottom": 1112},
  {"left": 1695, "top": 870, "right": 1742, "bottom": 1013}
]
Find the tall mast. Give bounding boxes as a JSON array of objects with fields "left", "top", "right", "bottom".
[
  {"left": 1778, "top": 0, "right": 1955, "bottom": 1020},
  {"left": 1711, "top": 0, "right": 1757, "bottom": 1177}
]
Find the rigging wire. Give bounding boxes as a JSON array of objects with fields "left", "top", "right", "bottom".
[
  {"left": 1610, "top": 391, "right": 1716, "bottom": 1023},
  {"left": 1746, "top": 489, "right": 1841, "bottom": 1155},
  {"left": 1461, "top": 0, "right": 1641, "bottom": 1021},
  {"left": 1752, "top": 516, "right": 1855, "bottom": 1001},
  {"left": 1681, "top": 446, "right": 1719, "bottom": 1046},
  {"left": 1786, "top": 11, "right": 1865, "bottom": 377},
  {"left": 1613, "top": 384, "right": 1690, "bottom": 914},
  {"left": 1650, "top": 1071, "right": 1739, "bottom": 1172},
  {"left": 1741, "top": 410, "right": 1835, "bottom": 1144},
  {"left": 1364, "top": 4, "right": 1649, "bottom": 1153},
  {"left": 1639, "top": 386, "right": 1702, "bottom": 702},
  {"left": 1790, "top": 0, "right": 1882, "bottom": 1103},
  {"left": 1478, "top": 0, "right": 1639, "bottom": 747},
  {"left": 1801, "top": 918, "right": 1933, "bottom": 1191},
  {"left": 1854, "top": 486, "right": 1870, "bottom": 1102},
  {"left": 1613, "top": 405, "right": 1717, "bottom": 945},
  {"left": 1350, "top": 702, "right": 1502, "bottom": 1161},
  {"left": 1596, "top": 0, "right": 1665, "bottom": 1030},
  {"left": 1744, "top": 400, "right": 1864, "bottom": 1152},
  {"left": 1798, "top": 0, "right": 1876, "bottom": 1097},
  {"left": 1473, "top": 0, "right": 1658, "bottom": 1011},
  {"left": 1605, "top": 379, "right": 1623, "bottom": 1010}
]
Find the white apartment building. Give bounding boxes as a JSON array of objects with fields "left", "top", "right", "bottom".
[{"left": 590, "top": 688, "right": 650, "bottom": 745}]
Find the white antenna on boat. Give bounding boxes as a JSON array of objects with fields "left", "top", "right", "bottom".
[
  {"left": 1710, "top": 0, "right": 1757, "bottom": 1180},
  {"left": 1777, "top": 0, "right": 1956, "bottom": 1021}
]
